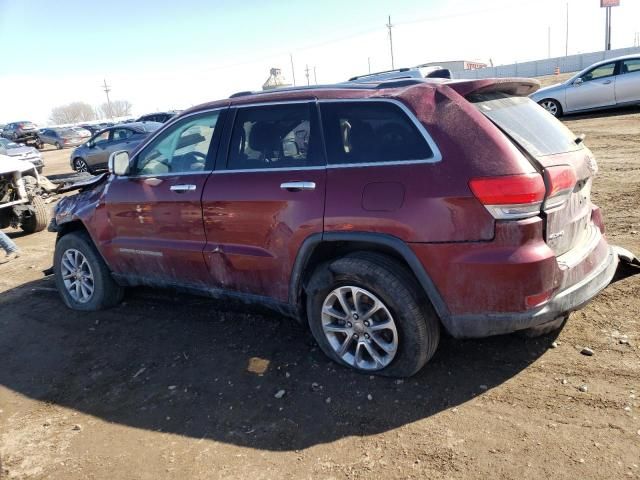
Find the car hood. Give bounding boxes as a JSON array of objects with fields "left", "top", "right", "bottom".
[
  {"left": 530, "top": 82, "right": 565, "bottom": 99},
  {"left": 0, "top": 154, "right": 38, "bottom": 174},
  {"left": 5, "top": 145, "right": 39, "bottom": 157}
]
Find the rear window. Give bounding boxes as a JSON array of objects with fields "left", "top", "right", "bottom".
[
  {"left": 469, "top": 92, "right": 582, "bottom": 157},
  {"left": 320, "top": 101, "right": 433, "bottom": 165}
]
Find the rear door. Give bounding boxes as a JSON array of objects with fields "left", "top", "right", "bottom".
[
  {"left": 615, "top": 58, "right": 640, "bottom": 104},
  {"left": 103, "top": 110, "right": 225, "bottom": 285},
  {"left": 201, "top": 101, "right": 326, "bottom": 302},
  {"left": 566, "top": 61, "right": 617, "bottom": 112}
]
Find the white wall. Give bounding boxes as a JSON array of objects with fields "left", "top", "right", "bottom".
[{"left": 454, "top": 46, "right": 640, "bottom": 79}]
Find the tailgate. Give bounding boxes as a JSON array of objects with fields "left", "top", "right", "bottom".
[{"left": 468, "top": 91, "right": 595, "bottom": 257}]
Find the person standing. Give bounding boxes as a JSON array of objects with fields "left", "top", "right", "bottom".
[{"left": 0, "top": 230, "right": 20, "bottom": 264}]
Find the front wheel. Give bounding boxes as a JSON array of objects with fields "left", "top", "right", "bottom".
[
  {"left": 539, "top": 98, "right": 563, "bottom": 117},
  {"left": 54, "top": 231, "right": 124, "bottom": 310},
  {"left": 73, "top": 157, "right": 91, "bottom": 173},
  {"left": 55, "top": 142, "right": 62, "bottom": 149},
  {"left": 306, "top": 252, "right": 440, "bottom": 377}
]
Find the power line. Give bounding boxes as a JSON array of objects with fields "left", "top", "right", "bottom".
[{"left": 386, "top": 15, "right": 395, "bottom": 69}]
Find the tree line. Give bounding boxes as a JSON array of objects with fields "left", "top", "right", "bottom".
[{"left": 49, "top": 100, "right": 133, "bottom": 125}]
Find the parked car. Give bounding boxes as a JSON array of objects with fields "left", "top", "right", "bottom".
[
  {"left": 0, "top": 138, "right": 44, "bottom": 173},
  {"left": 0, "top": 154, "right": 50, "bottom": 234},
  {"left": 69, "top": 122, "right": 162, "bottom": 173},
  {"left": 70, "top": 126, "right": 92, "bottom": 138},
  {"left": 38, "top": 128, "right": 85, "bottom": 149},
  {"left": 136, "top": 111, "right": 181, "bottom": 123},
  {"left": 531, "top": 54, "right": 640, "bottom": 117},
  {"left": 349, "top": 65, "right": 451, "bottom": 83},
  {"left": 50, "top": 78, "right": 634, "bottom": 377},
  {"left": 1, "top": 121, "right": 39, "bottom": 142}
]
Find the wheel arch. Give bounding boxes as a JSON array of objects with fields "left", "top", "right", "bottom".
[{"left": 289, "top": 232, "right": 450, "bottom": 325}]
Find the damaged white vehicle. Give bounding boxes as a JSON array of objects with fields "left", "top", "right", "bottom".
[{"left": 0, "top": 154, "right": 51, "bottom": 233}]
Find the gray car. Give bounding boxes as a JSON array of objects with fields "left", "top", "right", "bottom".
[
  {"left": 69, "top": 122, "right": 162, "bottom": 173},
  {"left": 38, "top": 128, "right": 86, "bottom": 149},
  {"left": 0, "top": 138, "right": 45, "bottom": 173},
  {"left": 530, "top": 54, "right": 640, "bottom": 117}
]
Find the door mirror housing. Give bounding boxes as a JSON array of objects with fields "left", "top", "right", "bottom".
[
  {"left": 574, "top": 77, "right": 583, "bottom": 86},
  {"left": 109, "top": 150, "right": 130, "bottom": 176}
]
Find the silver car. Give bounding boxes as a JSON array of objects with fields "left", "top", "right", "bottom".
[
  {"left": 530, "top": 54, "right": 640, "bottom": 117},
  {"left": 69, "top": 122, "right": 161, "bottom": 173},
  {"left": 0, "top": 138, "right": 44, "bottom": 173}
]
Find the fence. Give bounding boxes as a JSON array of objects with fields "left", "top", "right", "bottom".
[{"left": 454, "top": 46, "right": 640, "bottom": 79}]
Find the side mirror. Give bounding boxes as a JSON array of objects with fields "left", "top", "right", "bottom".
[
  {"left": 574, "top": 77, "right": 583, "bottom": 86},
  {"left": 109, "top": 150, "right": 130, "bottom": 176}
]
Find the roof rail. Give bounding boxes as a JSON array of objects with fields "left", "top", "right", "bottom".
[
  {"left": 348, "top": 67, "right": 414, "bottom": 81},
  {"left": 228, "top": 78, "right": 431, "bottom": 99}
]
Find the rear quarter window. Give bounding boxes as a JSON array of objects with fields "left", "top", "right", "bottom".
[
  {"left": 320, "top": 101, "right": 434, "bottom": 165},
  {"left": 469, "top": 92, "right": 582, "bottom": 157}
]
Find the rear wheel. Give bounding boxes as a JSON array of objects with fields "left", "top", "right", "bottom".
[
  {"left": 55, "top": 142, "right": 62, "bottom": 149},
  {"left": 20, "top": 195, "right": 49, "bottom": 234},
  {"left": 54, "top": 231, "right": 124, "bottom": 310},
  {"left": 306, "top": 252, "right": 440, "bottom": 377},
  {"left": 539, "top": 99, "right": 562, "bottom": 117}
]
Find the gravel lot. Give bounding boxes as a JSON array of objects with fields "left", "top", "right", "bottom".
[{"left": 1, "top": 107, "right": 639, "bottom": 479}]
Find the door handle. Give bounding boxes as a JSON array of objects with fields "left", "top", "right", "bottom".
[
  {"left": 603, "top": 79, "right": 612, "bottom": 84},
  {"left": 170, "top": 184, "right": 197, "bottom": 193},
  {"left": 280, "top": 181, "right": 316, "bottom": 192}
]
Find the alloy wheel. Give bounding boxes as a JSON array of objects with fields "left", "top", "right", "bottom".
[
  {"left": 74, "top": 158, "right": 88, "bottom": 173},
  {"left": 321, "top": 285, "right": 398, "bottom": 371},
  {"left": 540, "top": 100, "right": 559, "bottom": 116},
  {"left": 60, "top": 248, "right": 95, "bottom": 303}
]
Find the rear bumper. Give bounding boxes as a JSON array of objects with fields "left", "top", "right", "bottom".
[{"left": 443, "top": 245, "right": 618, "bottom": 338}]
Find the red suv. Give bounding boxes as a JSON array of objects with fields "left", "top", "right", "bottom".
[{"left": 51, "top": 78, "right": 626, "bottom": 377}]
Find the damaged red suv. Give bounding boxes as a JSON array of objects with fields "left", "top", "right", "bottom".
[{"left": 51, "top": 77, "right": 632, "bottom": 377}]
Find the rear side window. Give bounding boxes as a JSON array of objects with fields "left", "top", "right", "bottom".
[
  {"left": 227, "top": 103, "right": 321, "bottom": 170},
  {"left": 470, "top": 92, "right": 582, "bottom": 157},
  {"left": 320, "top": 101, "right": 433, "bottom": 165}
]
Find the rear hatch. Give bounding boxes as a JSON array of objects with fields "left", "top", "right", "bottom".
[{"left": 468, "top": 90, "right": 596, "bottom": 257}]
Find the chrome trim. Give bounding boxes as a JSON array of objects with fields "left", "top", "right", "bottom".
[
  {"left": 317, "top": 98, "right": 443, "bottom": 165},
  {"left": 211, "top": 165, "right": 325, "bottom": 174}
]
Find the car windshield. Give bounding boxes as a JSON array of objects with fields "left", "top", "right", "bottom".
[{"left": 469, "top": 92, "right": 583, "bottom": 157}]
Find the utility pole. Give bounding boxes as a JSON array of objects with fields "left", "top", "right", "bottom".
[
  {"left": 102, "top": 79, "right": 112, "bottom": 119},
  {"left": 368, "top": 57, "right": 371, "bottom": 73},
  {"left": 604, "top": 6, "right": 612, "bottom": 50},
  {"left": 290, "top": 53, "right": 296, "bottom": 86},
  {"left": 386, "top": 15, "right": 395, "bottom": 69},
  {"left": 313, "top": 66, "right": 317, "bottom": 85},
  {"left": 565, "top": 2, "right": 569, "bottom": 56},
  {"left": 305, "top": 64, "right": 310, "bottom": 86}
]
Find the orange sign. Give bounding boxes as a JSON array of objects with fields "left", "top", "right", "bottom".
[{"left": 600, "top": 0, "right": 620, "bottom": 6}]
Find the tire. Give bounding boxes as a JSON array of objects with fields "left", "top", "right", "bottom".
[
  {"left": 54, "top": 231, "right": 124, "bottom": 311},
  {"left": 20, "top": 195, "right": 49, "bottom": 234},
  {"left": 73, "top": 157, "right": 91, "bottom": 174},
  {"left": 305, "top": 252, "right": 440, "bottom": 377},
  {"left": 538, "top": 98, "right": 563, "bottom": 117},
  {"left": 55, "top": 142, "right": 62, "bottom": 149},
  {"left": 35, "top": 139, "right": 44, "bottom": 150}
]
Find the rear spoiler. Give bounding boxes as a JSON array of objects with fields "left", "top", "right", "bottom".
[{"left": 445, "top": 78, "right": 541, "bottom": 98}]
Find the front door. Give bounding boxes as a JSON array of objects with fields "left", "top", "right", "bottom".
[
  {"left": 201, "top": 102, "right": 326, "bottom": 302},
  {"left": 566, "top": 61, "right": 617, "bottom": 112},
  {"left": 102, "top": 109, "right": 226, "bottom": 286},
  {"left": 85, "top": 129, "right": 114, "bottom": 169}
]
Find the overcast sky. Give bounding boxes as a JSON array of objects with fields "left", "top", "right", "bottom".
[{"left": 1, "top": 0, "right": 639, "bottom": 124}]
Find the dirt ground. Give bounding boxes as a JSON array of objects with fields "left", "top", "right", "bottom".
[{"left": 1, "top": 108, "right": 639, "bottom": 480}]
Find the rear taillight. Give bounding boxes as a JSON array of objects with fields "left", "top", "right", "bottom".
[
  {"left": 469, "top": 173, "right": 545, "bottom": 220},
  {"left": 543, "top": 165, "right": 577, "bottom": 210}
]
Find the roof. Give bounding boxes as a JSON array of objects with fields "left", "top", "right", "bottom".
[{"left": 179, "top": 77, "right": 541, "bottom": 116}]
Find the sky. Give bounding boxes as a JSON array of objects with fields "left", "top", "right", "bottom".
[{"left": 1, "top": 0, "right": 639, "bottom": 125}]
